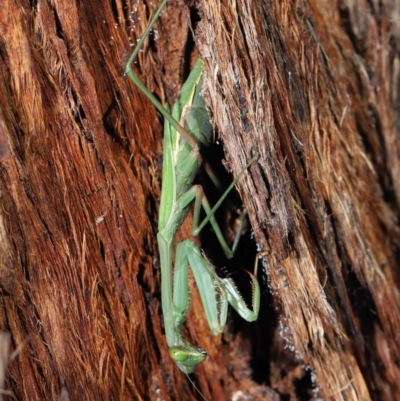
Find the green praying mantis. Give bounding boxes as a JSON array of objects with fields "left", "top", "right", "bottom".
[{"left": 125, "top": 0, "right": 260, "bottom": 373}]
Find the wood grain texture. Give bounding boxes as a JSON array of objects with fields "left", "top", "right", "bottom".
[
  {"left": 0, "top": 0, "right": 399, "bottom": 400},
  {"left": 196, "top": 0, "right": 400, "bottom": 400},
  {"left": 0, "top": 0, "right": 191, "bottom": 399}
]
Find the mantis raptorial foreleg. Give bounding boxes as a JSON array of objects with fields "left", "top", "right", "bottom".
[{"left": 125, "top": 0, "right": 260, "bottom": 374}]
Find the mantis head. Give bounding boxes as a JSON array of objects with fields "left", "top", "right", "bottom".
[{"left": 169, "top": 345, "right": 207, "bottom": 374}]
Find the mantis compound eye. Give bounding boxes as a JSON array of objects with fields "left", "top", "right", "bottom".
[
  {"left": 169, "top": 346, "right": 207, "bottom": 373},
  {"left": 169, "top": 346, "right": 207, "bottom": 362}
]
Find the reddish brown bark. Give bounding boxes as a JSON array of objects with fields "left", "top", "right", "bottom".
[
  {"left": 196, "top": 1, "right": 400, "bottom": 400},
  {"left": 0, "top": 0, "right": 399, "bottom": 400}
]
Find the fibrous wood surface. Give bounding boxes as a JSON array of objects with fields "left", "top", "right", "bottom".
[
  {"left": 0, "top": 0, "right": 399, "bottom": 400},
  {"left": 196, "top": 1, "right": 400, "bottom": 400}
]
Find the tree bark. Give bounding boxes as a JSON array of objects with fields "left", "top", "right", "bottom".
[{"left": 0, "top": 0, "right": 399, "bottom": 400}]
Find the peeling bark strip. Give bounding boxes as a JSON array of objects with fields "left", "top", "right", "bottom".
[
  {"left": 196, "top": 0, "right": 400, "bottom": 400},
  {"left": 0, "top": 0, "right": 399, "bottom": 399}
]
